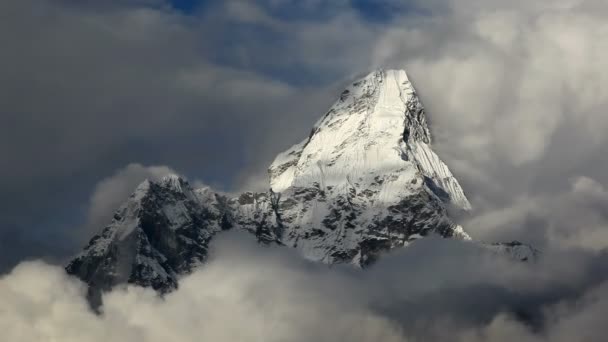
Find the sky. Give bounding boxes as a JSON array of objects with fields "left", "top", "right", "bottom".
[{"left": 2, "top": 0, "right": 608, "bottom": 340}]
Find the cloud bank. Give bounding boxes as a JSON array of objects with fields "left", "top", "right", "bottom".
[{"left": 2, "top": 232, "right": 608, "bottom": 341}]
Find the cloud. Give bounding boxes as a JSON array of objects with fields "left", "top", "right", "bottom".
[
  {"left": 2, "top": 232, "right": 608, "bottom": 341},
  {"left": 437, "top": 8, "right": 607, "bottom": 163},
  {"left": 388, "top": 1, "right": 608, "bottom": 196},
  {"left": 460, "top": 175, "right": 608, "bottom": 253}
]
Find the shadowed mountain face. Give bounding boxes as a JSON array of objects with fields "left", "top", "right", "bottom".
[
  {"left": 65, "top": 176, "right": 230, "bottom": 305},
  {"left": 67, "top": 69, "right": 536, "bottom": 301}
]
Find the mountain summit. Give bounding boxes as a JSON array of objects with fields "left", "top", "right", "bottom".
[
  {"left": 68, "top": 69, "right": 525, "bottom": 302},
  {"left": 270, "top": 69, "right": 470, "bottom": 210},
  {"left": 265, "top": 69, "right": 471, "bottom": 264}
]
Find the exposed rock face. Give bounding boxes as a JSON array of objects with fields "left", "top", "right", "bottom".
[
  {"left": 66, "top": 176, "right": 229, "bottom": 303},
  {"left": 67, "top": 69, "right": 526, "bottom": 298}
]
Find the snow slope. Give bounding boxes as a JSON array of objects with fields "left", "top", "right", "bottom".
[{"left": 270, "top": 69, "right": 470, "bottom": 210}]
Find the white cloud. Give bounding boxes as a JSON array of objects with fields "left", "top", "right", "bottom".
[
  {"left": 2, "top": 232, "right": 608, "bottom": 342},
  {"left": 400, "top": 4, "right": 608, "bottom": 168},
  {"left": 464, "top": 176, "right": 608, "bottom": 251}
]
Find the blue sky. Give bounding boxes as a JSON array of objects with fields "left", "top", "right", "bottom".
[
  {"left": 161, "top": 0, "right": 413, "bottom": 87},
  {"left": 167, "top": 0, "right": 206, "bottom": 13},
  {"left": 167, "top": 0, "right": 407, "bottom": 22}
]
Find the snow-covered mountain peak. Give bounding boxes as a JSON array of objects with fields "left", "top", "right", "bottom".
[
  {"left": 129, "top": 175, "right": 191, "bottom": 201},
  {"left": 316, "top": 69, "right": 430, "bottom": 143},
  {"left": 66, "top": 173, "right": 227, "bottom": 305},
  {"left": 160, "top": 174, "right": 187, "bottom": 192},
  {"left": 269, "top": 68, "right": 470, "bottom": 211},
  {"left": 133, "top": 178, "right": 152, "bottom": 195},
  {"left": 67, "top": 68, "right": 508, "bottom": 302},
  {"left": 256, "top": 69, "right": 474, "bottom": 265}
]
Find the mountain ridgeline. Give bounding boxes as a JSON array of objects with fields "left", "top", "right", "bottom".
[{"left": 66, "top": 70, "right": 537, "bottom": 302}]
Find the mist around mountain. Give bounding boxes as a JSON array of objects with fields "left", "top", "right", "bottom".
[
  {"left": 2, "top": 0, "right": 608, "bottom": 341},
  {"left": 64, "top": 69, "right": 541, "bottom": 308},
  {"left": 2, "top": 65, "right": 607, "bottom": 341}
]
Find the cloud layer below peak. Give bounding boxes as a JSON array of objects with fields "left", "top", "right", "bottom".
[{"left": 3, "top": 232, "right": 608, "bottom": 341}]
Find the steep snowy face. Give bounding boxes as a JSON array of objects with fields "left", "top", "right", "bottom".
[
  {"left": 270, "top": 69, "right": 470, "bottom": 210},
  {"left": 268, "top": 69, "right": 471, "bottom": 265}
]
